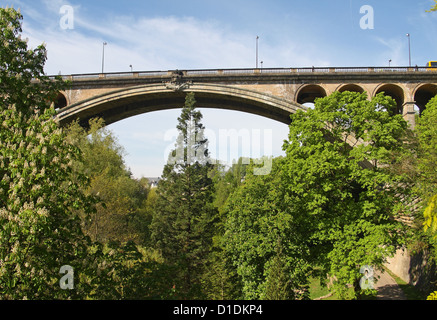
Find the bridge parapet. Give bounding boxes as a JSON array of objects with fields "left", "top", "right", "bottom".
[{"left": 51, "top": 66, "right": 437, "bottom": 82}]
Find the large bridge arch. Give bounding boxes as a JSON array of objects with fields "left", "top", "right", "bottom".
[{"left": 56, "top": 83, "right": 307, "bottom": 127}]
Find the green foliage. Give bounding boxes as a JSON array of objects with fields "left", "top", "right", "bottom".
[
  {"left": 0, "top": 8, "right": 162, "bottom": 300},
  {"left": 424, "top": 195, "right": 437, "bottom": 235},
  {"left": 0, "top": 7, "right": 65, "bottom": 115},
  {"left": 2, "top": 6, "right": 431, "bottom": 300},
  {"left": 197, "top": 160, "right": 250, "bottom": 300},
  {"left": 416, "top": 96, "right": 437, "bottom": 192},
  {"left": 0, "top": 7, "right": 96, "bottom": 299},
  {"left": 427, "top": 0, "right": 437, "bottom": 12},
  {"left": 223, "top": 158, "right": 311, "bottom": 300},
  {"left": 263, "top": 239, "right": 295, "bottom": 300},
  {"left": 222, "top": 91, "right": 412, "bottom": 300},
  {"left": 415, "top": 96, "right": 437, "bottom": 237},
  {"left": 150, "top": 93, "right": 219, "bottom": 299},
  {"left": 224, "top": 91, "right": 411, "bottom": 300},
  {"left": 281, "top": 91, "right": 411, "bottom": 299},
  {"left": 84, "top": 241, "right": 174, "bottom": 300},
  {"left": 66, "top": 118, "right": 150, "bottom": 245},
  {"left": 427, "top": 291, "right": 437, "bottom": 300},
  {"left": 200, "top": 245, "right": 242, "bottom": 300},
  {"left": 211, "top": 158, "right": 247, "bottom": 212},
  {"left": 64, "top": 118, "right": 172, "bottom": 299},
  {"left": 0, "top": 105, "right": 97, "bottom": 299},
  {"left": 67, "top": 118, "right": 128, "bottom": 179}
]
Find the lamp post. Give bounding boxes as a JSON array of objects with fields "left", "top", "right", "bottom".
[
  {"left": 101, "top": 41, "right": 107, "bottom": 73},
  {"left": 256, "top": 36, "right": 259, "bottom": 69},
  {"left": 129, "top": 64, "right": 133, "bottom": 72},
  {"left": 406, "top": 33, "right": 411, "bottom": 67}
]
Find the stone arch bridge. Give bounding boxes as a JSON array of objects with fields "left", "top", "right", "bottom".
[{"left": 54, "top": 66, "right": 437, "bottom": 128}]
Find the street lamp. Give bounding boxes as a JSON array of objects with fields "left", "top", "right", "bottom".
[
  {"left": 256, "top": 36, "right": 259, "bottom": 69},
  {"left": 129, "top": 64, "right": 133, "bottom": 72},
  {"left": 406, "top": 33, "right": 411, "bottom": 67},
  {"left": 101, "top": 41, "right": 107, "bottom": 73},
  {"left": 389, "top": 59, "right": 392, "bottom": 67}
]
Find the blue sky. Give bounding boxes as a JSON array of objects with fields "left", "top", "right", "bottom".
[{"left": 3, "top": 0, "right": 437, "bottom": 177}]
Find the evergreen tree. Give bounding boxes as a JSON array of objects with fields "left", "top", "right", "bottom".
[
  {"left": 263, "top": 239, "right": 292, "bottom": 300},
  {"left": 150, "top": 92, "right": 218, "bottom": 299}
]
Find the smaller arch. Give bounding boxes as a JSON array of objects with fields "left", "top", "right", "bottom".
[
  {"left": 337, "top": 84, "right": 365, "bottom": 94},
  {"left": 296, "top": 84, "right": 327, "bottom": 105},
  {"left": 414, "top": 83, "right": 437, "bottom": 115},
  {"left": 53, "top": 92, "right": 67, "bottom": 109},
  {"left": 374, "top": 84, "right": 405, "bottom": 115}
]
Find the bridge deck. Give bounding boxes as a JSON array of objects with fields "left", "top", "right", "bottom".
[{"left": 54, "top": 66, "right": 437, "bottom": 128}]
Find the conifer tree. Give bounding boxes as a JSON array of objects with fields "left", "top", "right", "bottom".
[
  {"left": 150, "top": 92, "right": 218, "bottom": 299},
  {"left": 263, "top": 240, "right": 292, "bottom": 300}
]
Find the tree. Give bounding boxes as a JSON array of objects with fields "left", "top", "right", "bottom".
[
  {"left": 150, "top": 92, "right": 218, "bottom": 299},
  {"left": 263, "top": 239, "right": 293, "bottom": 300},
  {"left": 416, "top": 96, "right": 437, "bottom": 235},
  {"left": 424, "top": 195, "right": 437, "bottom": 234},
  {"left": 427, "top": 291, "right": 437, "bottom": 300},
  {"left": 0, "top": 7, "right": 176, "bottom": 300},
  {"left": 197, "top": 159, "right": 250, "bottom": 300},
  {"left": 223, "top": 92, "right": 412, "bottom": 300},
  {"left": 280, "top": 91, "right": 411, "bottom": 299},
  {"left": 427, "top": 0, "right": 437, "bottom": 12},
  {"left": 0, "top": 7, "right": 96, "bottom": 299},
  {"left": 0, "top": 7, "right": 63, "bottom": 116},
  {"left": 211, "top": 157, "right": 248, "bottom": 214},
  {"left": 65, "top": 120, "right": 177, "bottom": 300},
  {"left": 84, "top": 240, "right": 175, "bottom": 300},
  {"left": 223, "top": 158, "right": 311, "bottom": 300},
  {"left": 66, "top": 118, "right": 149, "bottom": 245}
]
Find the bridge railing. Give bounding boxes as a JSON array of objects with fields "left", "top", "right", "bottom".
[{"left": 51, "top": 66, "right": 437, "bottom": 81}]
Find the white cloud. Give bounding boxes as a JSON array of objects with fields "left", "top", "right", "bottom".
[{"left": 17, "top": 2, "right": 334, "bottom": 75}]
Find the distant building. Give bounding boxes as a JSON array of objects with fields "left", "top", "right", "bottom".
[{"left": 146, "top": 177, "right": 161, "bottom": 188}]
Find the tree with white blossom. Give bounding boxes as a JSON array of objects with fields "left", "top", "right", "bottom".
[{"left": 0, "top": 7, "right": 96, "bottom": 299}]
